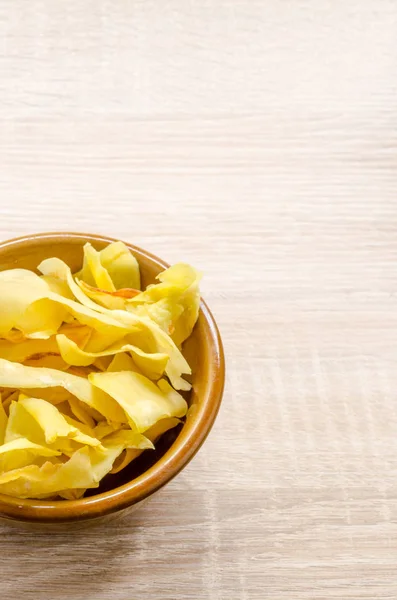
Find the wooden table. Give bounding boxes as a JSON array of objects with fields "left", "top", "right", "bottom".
[{"left": 1, "top": 1, "right": 396, "bottom": 598}]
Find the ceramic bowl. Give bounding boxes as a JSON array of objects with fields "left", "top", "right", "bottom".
[{"left": 0, "top": 232, "right": 225, "bottom": 528}]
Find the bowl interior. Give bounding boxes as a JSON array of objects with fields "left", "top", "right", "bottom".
[{"left": 0, "top": 233, "right": 223, "bottom": 522}]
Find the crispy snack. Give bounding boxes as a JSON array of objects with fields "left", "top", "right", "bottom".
[{"left": 0, "top": 242, "right": 200, "bottom": 499}]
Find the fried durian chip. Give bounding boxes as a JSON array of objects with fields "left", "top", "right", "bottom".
[
  {"left": 56, "top": 334, "right": 168, "bottom": 380},
  {"left": 0, "top": 428, "right": 151, "bottom": 499},
  {"left": 89, "top": 371, "right": 187, "bottom": 433},
  {"left": 0, "top": 438, "right": 61, "bottom": 472},
  {"left": 0, "top": 269, "right": 67, "bottom": 338},
  {"left": 0, "top": 395, "right": 8, "bottom": 444},
  {"left": 128, "top": 263, "right": 201, "bottom": 345},
  {"left": 110, "top": 416, "right": 180, "bottom": 474},
  {"left": 39, "top": 257, "right": 190, "bottom": 388},
  {"left": 75, "top": 280, "right": 140, "bottom": 311},
  {"left": 5, "top": 396, "right": 102, "bottom": 451},
  {"left": 0, "top": 359, "right": 126, "bottom": 423},
  {"left": 78, "top": 241, "right": 141, "bottom": 290}
]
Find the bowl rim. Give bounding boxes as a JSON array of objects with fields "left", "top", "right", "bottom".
[{"left": 0, "top": 232, "right": 225, "bottom": 523}]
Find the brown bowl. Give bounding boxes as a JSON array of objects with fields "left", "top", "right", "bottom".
[{"left": 0, "top": 232, "right": 225, "bottom": 528}]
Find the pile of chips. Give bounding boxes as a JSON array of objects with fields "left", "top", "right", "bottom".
[{"left": 0, "top": 242, "right": 200, "bottom": 499}]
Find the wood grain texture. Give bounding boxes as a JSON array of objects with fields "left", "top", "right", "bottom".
[{"left": 0, "top": 0, "right": 397, "bottom": 598}]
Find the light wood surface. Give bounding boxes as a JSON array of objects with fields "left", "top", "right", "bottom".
[{"left": 1, "top": 1, "right": 397, "bottom": 598}]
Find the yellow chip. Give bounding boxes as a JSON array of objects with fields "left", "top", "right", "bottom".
[
  {"left": 0, "top": 269, "right": 67, "bottom": 338},
  {"left": 0, "top": 438, "right": 61, "bottom": 472},
  {"left": 0, "top": 395, "right": 8, "bottom": 444},
  {"left": 56, "top": 334, "right": 169, "bottom": 380},
  {"left": 80, "top": 243, "right": 116, "bottom": 292},
  {"left": 5, "top": 397, "right": 102, "bottom": 453},
  {"left": 89, "top": 371, "right": 187, "bottom": 433},
  {"left": 77, "top": 241, "right": 141, "bottom": 291},
  {"left": 0, "top": 241, "right": 200, "bottom": 499},
  {"left": 76, "top": 280, "right": 140, "bottom": 311},
  {"left": 38, "top": 256, "right": 191, "bottom": 388},
  {"left": 0, "top": 359, "right": 126, "bottom": 423},
  {"left": 128, "top": 263, "right": 201, "bottom": 346},
  {"left": 110, "top": 416, "right": 179, "bottom": 474}
]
